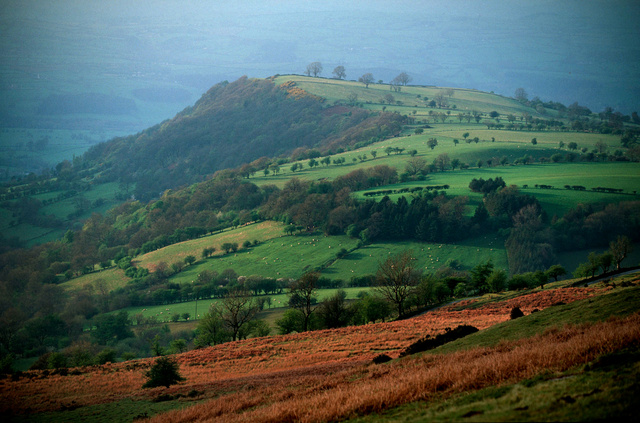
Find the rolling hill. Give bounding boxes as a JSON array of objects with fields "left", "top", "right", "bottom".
[{"left": 80, "top": 76, "right": 404, "bottom": 201}]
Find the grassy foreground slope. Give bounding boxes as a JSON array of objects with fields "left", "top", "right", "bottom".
[{"left": 2, "top": 273, "right": 638, "bottom": 422}]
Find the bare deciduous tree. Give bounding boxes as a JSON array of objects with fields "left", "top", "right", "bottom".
[
  {"left": 288, "top": 272, "right": 319, "bottom": 331},
  {"left": 215, "top": 288, "right": 259, "bottom": 341},
  {"left": 393, "top": 72, "right": 412, "bottom": 86},
  {"left": 515, "top": 87, "right": 528, "bottom": 102},
  {"left": 610, "top": 235, "right": 632, "bottom": 269},
  {"left": 375, "top": 250, "right": 420, "bottom": 317},
  {"left": 405, "top": 156, "right": 427, "bottom": 176}
]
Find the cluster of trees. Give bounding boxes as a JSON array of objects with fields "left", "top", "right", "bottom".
[
  {"left": 260, "top": 169, "right": 475, "bottom": 243},
  {"left": 573, "top": 236, "right": 633, "bottom": 278},
  {"left": 591, "top": 187, "right": 626, "bottom": 193},
  {"left": 552, "top": 201, "right": 640, "bottom": 252},
  {"left": 362, "top": 186, "right": 450, "bottom": 197},
  {"left": 1, "top": 298, "right": 196, "bottom": 372},
  {"left": 190, "top": 274, "right": 380, "bottom": 347},
  {"left": 469, "top": 177, "right": 506, "bottom": 194},
  {"left": 515, "top": 88, "right": 639, "bottom": 136},
  {"left": 113, "top": 270, "right": 286, "bottom": 311},
  {"left": 506, "top": 198, "right": 640, "bottom": 275}
]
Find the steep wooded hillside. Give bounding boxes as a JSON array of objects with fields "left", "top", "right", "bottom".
[{"left": 82, "top": 76, "right": 404, "bottom": 200}]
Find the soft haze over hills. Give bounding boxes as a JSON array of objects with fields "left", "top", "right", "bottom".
[{"left": 1, "top": 0, "right": 639, "bottom": 137}]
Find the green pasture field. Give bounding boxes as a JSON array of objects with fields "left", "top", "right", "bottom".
[
  {"left": 393, "top": 162, "right": 639, "bottom": 217},
  {"left": 0, "top": 223, "right": 63, "bottom": 247},
  {"left": 6, "top": 182, "right": 123, "bottom": 246},
  {"left": 135, "top": 221, "right": 287, "bottom": 270},
  {"left": 324, "top": 236, "right": 507, "bottom": 280},
  {"left": 167, "top": 233, "right": 361, "bottom": 284},
  {"left": 62, "top": 221, "right": 288, "bottom": 294},
  {"left": 74, "top": 221, "right": 501, "bottom": 297},
  {"left": 263, "top": 76, "right": 629, "bottom": 197},
  {"left": 249, "top": 138, "right": 509, "bottom": 189},
  {"left": 429, "top": 127, "right": 621, "bottom": 149},
  {"left": 61, "top": 267, "right": 130, "bottom": 293},
  {"left": 39, "top": 182, "right": 123, "bottom": 220},
  {"left": 114, "top": 287, "right": 373, "bottom": 322},
  {"left": 251, "top": 118, "right": 632, "bottom": 189},
  {"left": 1, "top": 181, "right": 125, "bottom": 245},
  {"left": 256, "top": 138, "right": 639, "bottom": 218}
]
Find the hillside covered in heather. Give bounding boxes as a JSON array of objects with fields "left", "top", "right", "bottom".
[{"left": 1, "top": 276, "right": 639, "bottom": 422}]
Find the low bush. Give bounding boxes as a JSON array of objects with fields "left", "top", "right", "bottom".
[{"left": 400, "top": 325, "right": 479, "bottom": 357}]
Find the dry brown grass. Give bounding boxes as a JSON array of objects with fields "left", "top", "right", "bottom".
[
  {"left": 149, "top": 313, "right": 640, "bottom": 422},
  {"left": 0, "top": 285, "right": 615, "bottom": 419}
]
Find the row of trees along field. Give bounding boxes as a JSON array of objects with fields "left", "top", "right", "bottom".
[{"left": 304, "top": 61, "right": 413, "bottom": 90}]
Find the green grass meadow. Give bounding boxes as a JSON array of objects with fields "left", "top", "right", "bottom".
[
  {"left": 60, "top": 267, "right": 130, "bottom": 293},
  {"left": 324, "top": 236, "right": 507, "bottom": 279},
  {"left": 272, "top": 75, "right": 547, "bottom": 120},
  {"left": 1, "top": 181, "right": 125, "bottom": 247},
  {"left": 256, "top": 143, "right": 639, "bottom": 219},
  {"left": 135, "top": 221, "right": 287, "bottom": 270},
  {"left": 167, "top": 233, "right": 361, "bottom": 284}
]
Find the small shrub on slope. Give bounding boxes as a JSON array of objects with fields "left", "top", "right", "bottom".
[
  {"left": 400, "top": 325, "right": 479, "bottom": 357},
  {"left": 143, "top": 356, "right": 185, "bottom": 389},
  {"left": 510, "top": 307, "right": 525, "bottom": 320}
]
